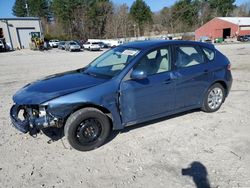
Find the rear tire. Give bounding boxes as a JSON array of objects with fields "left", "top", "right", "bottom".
[
  {"left": 64, "top": 108, "right": 111, "bottom": 151},
  {"left": 202, "top": 83, "right": 225, "bottom": 112}
]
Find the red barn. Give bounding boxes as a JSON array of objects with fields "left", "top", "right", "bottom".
[{"left": 195, "top": 17, "right": 250, "bottom": 41}]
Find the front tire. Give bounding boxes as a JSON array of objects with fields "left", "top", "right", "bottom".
[
  {"left": 64, "top": 108, "right": 111, "bottom": 151},
  {"left": 202, "top": 83, "right": 225, "bottom": 112}
]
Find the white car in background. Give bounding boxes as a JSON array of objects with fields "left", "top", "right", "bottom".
[
  {"left": 83, "top": 42, "right": 101, "bottom": 51},
  {"left": 49, "top": 39, "right": 60, "bottom": 48},
  {"left": 107, "top": 40, "right": 123, "bottom": 48}
]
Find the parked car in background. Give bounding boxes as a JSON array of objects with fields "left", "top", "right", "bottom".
[
  {"left": 0, "top": 39, "right": 5, "bottom": 52},
  {"left": 98, "top": 42, "right": 109, "bottom": 48},
  {"left": 58, "top": 41, "right": 66, "bottom": 50},
  {"left": 73, "top": 40, "right": 84, "bottom": 48},
  {"left": 83, "top": 42, "right": 101, "bottom": 51},
  {"left": 108, "top": 40, "right": 123, "bottom": 48},
  {"left": 243, "top": 35, "right": 250, "bottom": 42},
  {"left": 49, "top": 39, "right": 59, "bottom": 48},
  {"left": 237, "top": 35, "right": 250, "bottom": 42},
  {"left": 65, "top": 41, "right": 81, "bottom": 52},
  {"left": 0, "top": 38, "right": 10, "bottom": 52},
  {"left": 10, "top": 40, "right": 232, "bottom": 151},
  {"left": 237, "top": 35, "right": 244, "bottom": 41}
]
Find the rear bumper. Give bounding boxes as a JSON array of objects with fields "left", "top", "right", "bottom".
[
  {"left": 90, "top": 46, "right": 100, "bottom": 50},
  {"left": 226, "top": 71, "right": 233, "bottom": 97},
  {"left": 71, "top": 47, "right": 80, "bottom": 51}
]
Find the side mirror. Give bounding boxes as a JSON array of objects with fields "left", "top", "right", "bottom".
[{"left": 130, "top": 70, "right": 147, "bottom": 80}]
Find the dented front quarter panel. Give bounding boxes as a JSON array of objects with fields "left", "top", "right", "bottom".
[{"left": 42, "top": 79, "right": 123, "bottom": 130}]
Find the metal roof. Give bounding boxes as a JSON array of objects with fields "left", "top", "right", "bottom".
[
  {"left": 218, "top": 17, "right": 250, "bottom": 26},
  {"left": 0, "top": 17, "right": 40, "bottom": 21}
]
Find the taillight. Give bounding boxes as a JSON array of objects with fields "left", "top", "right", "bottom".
[{"left": 227, "top": 64, "right": 231, "bottom": 70}]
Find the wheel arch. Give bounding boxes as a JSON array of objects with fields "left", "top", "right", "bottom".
[
  {"left": 66, "top": 103, "right": 114, "bottom": 129},
  {"left": 212, "top": 80, "right": 228, "bottom": 97},
  {"left": 201, "top": 80, "right": 228, "bottom": 107}
]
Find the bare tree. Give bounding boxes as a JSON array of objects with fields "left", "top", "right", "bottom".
[{"left": 105, "top": 4, "right": 131, "bottom": 38}]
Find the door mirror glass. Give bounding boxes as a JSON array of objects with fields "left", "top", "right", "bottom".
[{"left": 131, "top": 70, "right": 147, "bottom": 80}]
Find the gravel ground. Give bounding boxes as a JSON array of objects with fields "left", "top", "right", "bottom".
[{"left": 0, "top": 44, "right": 250, "bottom": 188}]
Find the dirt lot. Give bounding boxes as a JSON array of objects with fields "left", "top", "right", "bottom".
[{"left": 0, "top": 44, "right": 250, "bottom": 188}]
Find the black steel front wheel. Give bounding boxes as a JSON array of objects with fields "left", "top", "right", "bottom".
[{"left": 64, "top": 108, "right": 111, "bottom": 151}]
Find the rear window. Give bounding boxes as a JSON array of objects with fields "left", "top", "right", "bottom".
[{"left": 202, "top": 47, "right": 215, "bottom": 61}]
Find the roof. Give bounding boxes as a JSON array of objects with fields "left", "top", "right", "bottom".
[
  {"left": 122, "top": 40, "right": 214, "bottom": 50},
  {"left": 217, "top": 17, "right": 250, "bottom": 26},
  {"left": 0, "top": 17, "right": 40, "bottom": 21}
]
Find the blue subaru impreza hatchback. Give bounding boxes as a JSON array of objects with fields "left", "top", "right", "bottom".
[{"left": 10, "top": 40, "right": 232, "bottom": 151}]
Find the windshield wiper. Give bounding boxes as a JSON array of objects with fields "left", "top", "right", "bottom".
[{"left": 84, "top": 70, "right": 97, "bottom": 77}]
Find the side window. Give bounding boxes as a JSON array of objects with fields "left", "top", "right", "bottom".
[
  {"left": 134, "top": 47, "right": 170, "bottom": 75},
  {"left": 147, "top": 51, "right": 157, "bottom": 59},
  {"left": 202, "top": 47, "right": 215, "bottom": 61},
  {"left": 175, "top": 46, "right": 205, "bottom": 68}
]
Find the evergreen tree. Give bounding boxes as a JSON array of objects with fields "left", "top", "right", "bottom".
[
  {"left": 172, "top": 0, "right": 199, "bottom": 28},
  {"left": 12, "top": 0, "right": 49, "bottom": 17},
  {"left": 130, "top": 0, "right": 152, "bottom": 36},
  {"left": 209, "top": 0, "right": 235, "bottom": 16},
  {"left": 28, "top": 0, "right": 49, "bottom": 17},
  {"left": 12, "top": 0, "right": 27, "bottom": 17}
]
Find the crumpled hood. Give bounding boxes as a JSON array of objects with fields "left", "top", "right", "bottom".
[{"left": 13, "top": 69, "right": 108, "bottom": 104}]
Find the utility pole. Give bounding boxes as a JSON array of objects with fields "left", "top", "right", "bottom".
[
  {"left": 133, "top": 24, "right": 136, "bottom": 38},
  {"left": 25, "top": 0, "right": 29, "bottom": 16}
]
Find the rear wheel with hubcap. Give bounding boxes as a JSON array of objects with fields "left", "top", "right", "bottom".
[
  {"left": 202, "top": 83, "right": 225, "bottom": 112},
  {"left": 64, "top": 108, "right": 111, "bottom": 151}
]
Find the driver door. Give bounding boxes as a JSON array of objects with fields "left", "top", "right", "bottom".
[{"left": 119, "top": 46, "right": 176, "bottom": 125}]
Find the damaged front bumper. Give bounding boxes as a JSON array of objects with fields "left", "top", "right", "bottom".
[{"left": 10, "top": 104, "right": 61, "bottom": 134}]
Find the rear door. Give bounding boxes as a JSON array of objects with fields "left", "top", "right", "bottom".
[
  {"left": 173, "top": 45, "right": 213, "bottom": 109},
  {"left": 119, "top": 46, "right": 176, "bottom": 124}
]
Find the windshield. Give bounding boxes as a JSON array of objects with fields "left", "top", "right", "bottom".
[
  {"left": 84, "top": 47, "right": 140, "bottom": 78},
  {"left": 70, "top": 42, "right": 77, "bottom": 45}
]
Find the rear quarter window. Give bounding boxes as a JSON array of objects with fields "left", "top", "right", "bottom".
[
  {"left": 175, "top": 45, "right": 205, "bottom": 68},
  {"left": 202, "top": 47, "right": 215, "bottom": 61}
]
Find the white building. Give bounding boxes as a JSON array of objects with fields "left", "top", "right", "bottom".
[{"left": 0, "top": 17, "right": 43, "bottom": 49}]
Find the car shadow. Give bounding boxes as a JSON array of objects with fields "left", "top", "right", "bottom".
[
  {"left": 182, "top": 161, "right": 211, "bottom": 188},
  {"left": 104, "top": 109, "right": 200, "bottom": 145},
  {"left": 120, "top": 109, "right": 200, "bottom": 133},
  {"left": 41, "top": 109, "right": 200, "bottom": 146}
]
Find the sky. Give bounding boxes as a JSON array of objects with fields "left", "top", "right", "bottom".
[{"left": 0, "top": 0, "right": 249, "bottom": 18}]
